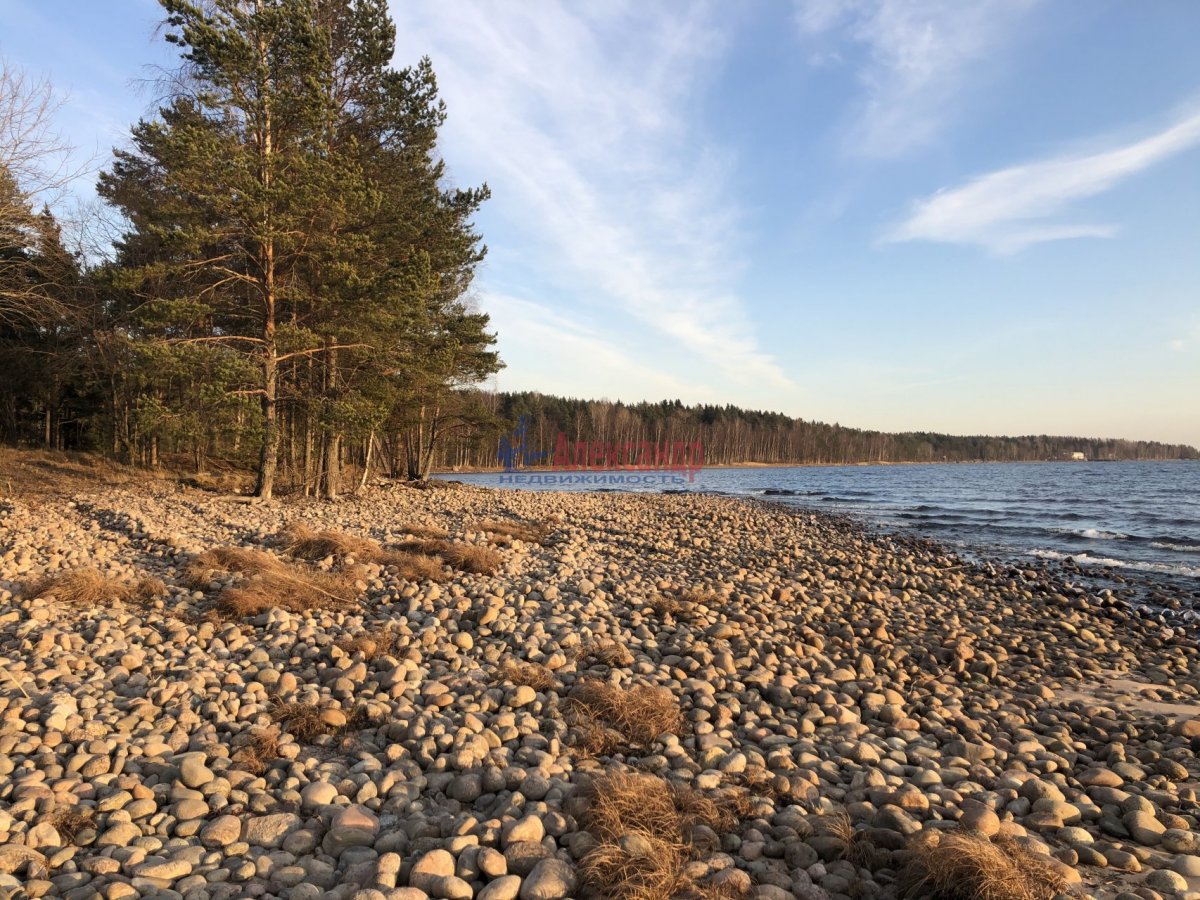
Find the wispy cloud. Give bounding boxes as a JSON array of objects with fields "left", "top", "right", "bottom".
[
  {"left": 794, "top": 0, "right": 1038, "bottom": 157},
  {"left": 888, "top": 108, "right": 1200, "bottom": 253},
  {"left": 483, "top": 293, "right": 699, "bottom": 400},
  {"left": 1169, "top": 316, "right": 1200, "bottom": 353},
  {"left": 388, "top": 2, "right": 791, "bottom": 391}
]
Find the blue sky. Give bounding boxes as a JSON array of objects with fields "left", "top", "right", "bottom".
[{"left": 3, "top": 1, "right": 1199, "bottom": 446}]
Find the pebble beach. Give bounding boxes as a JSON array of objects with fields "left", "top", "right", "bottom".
[{"left": 1, "top": 480, "right": 1198, "bottom": 900}]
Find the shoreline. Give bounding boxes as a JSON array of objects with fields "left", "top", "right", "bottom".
[
  {"left": 0, "top": 482, "right": 1198, "bottom": 898},
  {"left": 431, "top": 458, "right": 1197, "bottom": 475}
]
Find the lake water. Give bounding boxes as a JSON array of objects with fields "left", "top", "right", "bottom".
[{"left": 438, "top": 461, "right": 1200, "bottom": 579}]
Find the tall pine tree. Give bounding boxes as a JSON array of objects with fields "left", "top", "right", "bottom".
[{"left": 100, "top": 0, "right": 498, "bottom": 495}]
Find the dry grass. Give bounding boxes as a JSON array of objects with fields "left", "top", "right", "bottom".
[
  {"left": 578, "top": 640, "right": 635, "bottom": 668},
  {"left": 815, "top": 810, "right": 878, "bottom": 868},
  {"left": 270, "top": 701, "right": 329, "bottom": 743},
  {"left": 677, "top": 588, "right": 720, "bottom": 606},
  {"left": 398, "top": 523, "right": 449, "bottom": 539},
  {"left": 47, "top": 806, "right": 95, "bottom": 844},
  {"left": 0, "top": 448, "right": 143, "bottom": 498},
  {"left": 278, "top": 523, "right": 448, "bottom": 582},
  {"left": 897, "top": 829, "right": 1070, "bottom": 900},
  {"left": 731, "top": 765, "right": 777, "bottom": 799},
  {"left": 181, "top": 471, "right": 249, "bottom": 494},
  {"left": 231, "top": 727, "right": 281, "bottom": 775},
  {"left": 278, "top": 521, "right": 381, "bottom": 560},
  {"left": 578, "top": 772, "right": 750, "bottom": 900},
  {"left": 685, "top": 884, "right": 750, "bottom": 900},
  {"left": 184, "top": 546, "right": 277, "bottom": 586},
  {"left": 185, "top": 546, "right": 359, "bottom": 618},
  {"left": 23, "top": 568, "right": 166, "bottom": 608},
  {"left": 336, "top": 627, "right": 402, "bottom": 661},
  {"left": 497, "top": 660, "right": 556, "bottom": 692},
  {"left": 268, "top": 700, "right": 378, "bottom": 745},
  {"left": 566, "top": 681, "right": 683, "bottom": 748},
  {"left": 441, "top": 543, "right": 502, "bottom": 575},
  {"left": 384, "top": 552, "right": 449, "bottom": 582},
  {"left": 395, "top": 537, "right": 502, "bottom": 575},
  {"left": 396, "top": 537, "right": 453, "bottom": 556},
  {"left": 474, "top": 518, "right": 551, "bottom": 545},
  {"left": 646, "top": 593, "right": 706, "bottom": 622},
  {"left": 580, "top": 833, "right": 688, "bottom": 900},
  {"left": 572, "top": 719, "right": 625, "bottom": 757}
]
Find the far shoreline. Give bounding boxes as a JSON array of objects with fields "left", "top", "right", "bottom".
[{"left": 431, "top": 457, "right": 1195, "bottom": 476}]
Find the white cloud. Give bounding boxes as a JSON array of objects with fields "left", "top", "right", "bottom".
[
  {"left": 388, "top": 1, "right": 791, "bottom": 391},
  {"left": 888, "top": 108, "right": 1200, "bottom": 253},
  {"left": 483, "top": 293, "right": 700, "bottom": 401},
  {"left": 1169, "top": 316, "right": 1200, "bottom": 353},
  {"left": 794, "top": 0, "right": 1038, "bottom": 157}
]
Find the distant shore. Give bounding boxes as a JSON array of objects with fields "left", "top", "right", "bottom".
[{"left": 431, "top": 457, "right": 1194, "bottom": 475}]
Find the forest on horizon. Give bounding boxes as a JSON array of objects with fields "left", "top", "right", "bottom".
[{"left": 426, "top": 391, "right": 1200, "bottom": 471}]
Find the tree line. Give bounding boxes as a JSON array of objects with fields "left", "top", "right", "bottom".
[
  {"left": 0, "top": 0, "right": 499, "bottom": 497},
  {"left": 428, "top": 392, "right": 1199, "bottom": 469}
]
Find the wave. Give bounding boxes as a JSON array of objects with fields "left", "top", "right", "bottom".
[
  {"left": 1031, "top": 548, "right": 1200, "bottom": 578},
  {"left": 1074, "top": 528, "right": 1129, "bottom": 540},
  {"left": 1151, "top": 541, "right": 1200, "bottom": 553}
]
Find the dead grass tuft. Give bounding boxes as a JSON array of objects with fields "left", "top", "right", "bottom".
[
  {"left": 23, "top": 568, "right": 166, "bottom": 608},
  {"left": 185, "top": 546, "right": 277, "bottom": 586},
  {"left": 398, "top": 523, "right": 449, "bottom": 539},
  {"left": 396, "top": 536, "right": 452, "bottom": 556},
  {"left": 578, "top": 771, "right": 749, "bottom": 900},
  {"left": 231, "top": 727, "right": 281, "bottom": 775},
  {"left": 270, "top": 701, "right": 329, "bottom": 743},
  {"left": 441, "top": 542, "right": 502, "bottom": 575},
  {"left": 731, "top": 765, "right": 778, "bottom": 800},
  {"left": 687, "top": 883, "right": 751, "bottom": 900},
  {"left": 580, "top": 772, "right": 686, "bottom": 842},
  {"left": 394, "top": 537, "right": 501, "bottom": 575},
  {"left": 47, "top": 806, "right": 95, "bottom": 844},
  {"left": 566, "top": 681, "right": 683, "bottom": 748},
  {"left": 278, "top": 523, "right": 448, "bottom": 582},
  {"left": 385, "top": 551, "right": 448, "bottom": 582},
  {"left": 181, "top": 471, "right": 248, "bottom": 494},
  {"left": 571, "top": 719, "right": 625, "bottom": 757},
  {"left": 186, "top": 546, "right": 359, "bottom": 617},
  {"left": 497, "top": 660, "right": 556, "bottom": 692},
  {"left": 474, "top": 518, "right": 551, "bottom": 545},
  {"left": 336, "top": 627, "right": 402, "bottom": 661},
  {"left": 645, "top": 592, "right": 706, "bottom": 622},
  {"left": 278, "top": 521, "right": 379, "bottom": 560},
  {"left": 579, "top": 640, "right": 635, "bottom": 668},
  {"left": 818, "top": 811, "right": 855, "bottom": 844},
  {"left": 580, "top": 833, "right": 688, "bottom": 900},
  {"left": 897, "top": 829, "right": 1070, "bottom": 900},
  {"left": 677, "top": 588, "right": 720, "bottom": 606},
  {"left": 816, "top": 810, "right": 880, "bottom": 868}
]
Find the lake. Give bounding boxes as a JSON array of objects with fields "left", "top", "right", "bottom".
[{"left": 438, "top": 460, "right": 1200, "bottom": 579}]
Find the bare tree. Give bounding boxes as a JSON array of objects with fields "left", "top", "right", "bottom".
[{"left": 0, "top": 61, "right": 86, "bottom": 328}]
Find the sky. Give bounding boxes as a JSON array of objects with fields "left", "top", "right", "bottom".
[{"left": 2, "top": 0, "right": 1199, "bottom": 447}]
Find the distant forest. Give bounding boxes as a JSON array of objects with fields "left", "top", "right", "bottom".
[{"left": 430, "top": 391, "right": 1199, "bottom": 470}]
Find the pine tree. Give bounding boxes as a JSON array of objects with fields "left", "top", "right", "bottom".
[
  {"left": 99, "top": 0, "right": 499, "bottom": 494},
  {"left": 100, "top": 0, "right": 344, "bottom": 496}
]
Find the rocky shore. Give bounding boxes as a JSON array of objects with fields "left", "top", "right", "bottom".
[{"left": 0, "top": 480, "right": 1197, "bottom": 900}]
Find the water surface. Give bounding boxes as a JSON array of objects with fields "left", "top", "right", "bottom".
[{"left": 438, "top": 461, "right": 1200, "bottom": 578}]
